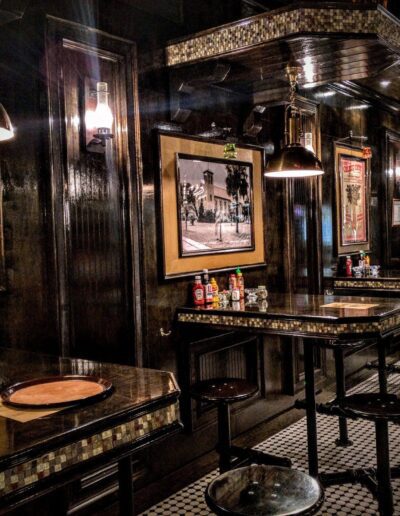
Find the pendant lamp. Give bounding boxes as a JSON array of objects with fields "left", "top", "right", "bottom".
[
  {"left": 265, "top": 66, "right": 323, "bottom": 178},
  {"left": 0, "top": 103, "right": 14, "bottom": 142}
]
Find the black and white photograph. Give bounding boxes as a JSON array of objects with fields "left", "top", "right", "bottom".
[{"left": 176, "top": 154, "right": 254, "bottom": 256}]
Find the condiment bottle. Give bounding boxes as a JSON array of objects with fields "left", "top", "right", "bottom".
[
  {"left": 193, "top": 276, "right": 204, "bottom": 306},
  {"left": 231, "top": 285, "right": 240, "bottom": 301},
  {"left": 203, "top": 269, "right": 214, "bottom": 304},
  {"left": 346, "top": 256, "right": 353, "bottom": 277},
  {"left": 257, "top": 285, "right": 268, "bottom": 301},
  {"left": 365, "top": 254, "right": 370, "bottom": 267},
  {"left": 211, "top": 277, "right": 219, "bottom": 302},
  {"left": 229, "top": 273, "right": 237, "bottom": 291},
  {"left": 359, "top": 250, "right": 365, "bottom": 270},
  {"left": 236, "top": 267, "right": 245, "bottom": 299}
]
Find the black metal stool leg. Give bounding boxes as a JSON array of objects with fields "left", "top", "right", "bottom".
[
  {"left": 378, "top": 339, "right": 388, "bottom": 395},
  {"left": 304, "top": 342, "right": 319, "bottom": 478},
  {"left": 217, "top": 402, "right": 232, "bottom": 473},
  {"left": 334, "top": 347, "right": 352, "bottom": 447},
  {"left": 375, "top": 420, "right": 393, "bottom": 515}
]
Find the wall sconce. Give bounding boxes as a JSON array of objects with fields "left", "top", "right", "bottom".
[
  {"left": 264, "top": 65, "right": 324, "bottom": 179},
  {"left": 0, "top": 103, "right": 14, "bottom": 142},
  {"left": 86, "top": 82, "right": 113, "bottom": 150}
]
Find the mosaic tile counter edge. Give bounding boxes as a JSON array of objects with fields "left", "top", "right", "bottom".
[
  {"left": 0, "top": 402, "right": 180, "bottom": 496},
  {"left": 166, "top": 7, "right": 399, "bottom": 67}
]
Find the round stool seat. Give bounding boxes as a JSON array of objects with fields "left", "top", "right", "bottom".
[
  {"left": 341, "top": 393, "right": 400, "bottom": 421},
  {"left": 190, "top": 378, "right": 258, "bottom": 403},
  {"left": 206, "top": 465, "right": 323, "bottom": 516}
]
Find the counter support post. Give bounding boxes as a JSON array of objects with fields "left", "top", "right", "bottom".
[
  {"left": 334, "top": 347, "right": 352, "bottom": 447},
  {"left": 304, "top": 341, "right": 319, "bottom": 478},
  {"left": 375, "top": 420, "right": 393, "bottom": 515},
  {"left": 378, "top": 337, "right": 388, "bottom": 395},
  {"left": 118, "top": 455, "right": 134, "bottom": 516}
]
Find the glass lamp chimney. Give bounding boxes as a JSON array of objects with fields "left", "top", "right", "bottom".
[{"left": 93, "top": 82, "right": 113, "bottom": 133}]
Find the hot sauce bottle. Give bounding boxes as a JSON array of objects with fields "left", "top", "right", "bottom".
[
  {"left": 229, "top": 273, "right": 237, "bottom": 292},
  {"left": 193, "top": 275, "right": 204, "bottom": 306},
  {"left": 236, "top": 267, "right": 245, "bottom": 299},
  {"left": 203, "top": 269, "right": 214, "bottom": 304},
  {"left": 346, "top": 256, "right": 353, "bottom": 277}
]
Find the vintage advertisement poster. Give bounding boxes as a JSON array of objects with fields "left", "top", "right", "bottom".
[{"left": 340, "top": 155, "right": 367, "bottom": 246}]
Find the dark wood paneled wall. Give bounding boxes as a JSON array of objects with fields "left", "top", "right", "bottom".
[
  {"left": 1, "top": 1, "right": 400, "bottom": 512},
  {"left": 312, "top": 88, "right": 399, "bottom": 272}
]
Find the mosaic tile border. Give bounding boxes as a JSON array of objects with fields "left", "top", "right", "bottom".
[
  {"left": 166, "top": 7, "right": 399, "bottom": 67},
  {"left": 177, "top": 311, "right": 400, "bottom": 336},
  {"left": 0, "top": 402, "right": 180, "bottom": 496},
  {"left": 334, "top": 280, "right": 400, "bottom": 290}
]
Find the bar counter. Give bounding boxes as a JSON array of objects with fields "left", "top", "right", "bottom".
[
  {"left": 325, "top": 270, "right": 400, "bottom": 296},
  {"left": 177, "top": 293, "right": 400, "bottom": 340},
  {"left": 0, "top": 348, "right": 181, "bottom": 513},
  {"left": 177, "top": 293, "right": 400, "bottom": 478}
]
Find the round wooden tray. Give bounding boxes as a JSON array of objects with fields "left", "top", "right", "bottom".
[{"left": 1, "top": 375, "right": 113, "bottom": 408}]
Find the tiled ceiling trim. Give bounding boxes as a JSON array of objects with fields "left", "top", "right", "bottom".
[{"left": 166, "top": 6, "right": 400, "bottom": 66}]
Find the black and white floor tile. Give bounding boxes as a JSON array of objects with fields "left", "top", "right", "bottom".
[{"left": 140, "top": 370, "right": 400, "bottom": 515}]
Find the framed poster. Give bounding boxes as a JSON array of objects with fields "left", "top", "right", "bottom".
[
  {"left": 158, "top": 132, "right": 265, "bottom": 279},
  {"left": 334, "top": 143, "right": 370, "bottom": 255}
]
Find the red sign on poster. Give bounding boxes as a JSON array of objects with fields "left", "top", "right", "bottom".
[{"left": 340, "top": 156, "right": 367, "bottom": 245}]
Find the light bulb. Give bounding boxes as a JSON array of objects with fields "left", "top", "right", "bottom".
[{"left": 93, "top": 82, "right": 113, "bottom": 131}]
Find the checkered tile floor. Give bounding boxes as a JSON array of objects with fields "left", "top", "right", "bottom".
[{"left": 140, "top": 370, "right": 400, "bottom": 515}]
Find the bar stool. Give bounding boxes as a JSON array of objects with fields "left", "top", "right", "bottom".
[
  {"left": 319, "top": 392, "right": 400, "bottom": 515},
  {"left": 190, "top": 378, "right": 292, "bottom": 472},
  {"left": 206, "top": 464, "right": 324, "bottom": 515}
]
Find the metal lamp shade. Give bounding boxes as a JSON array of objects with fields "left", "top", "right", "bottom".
[
  {"left": 264, "top": 143, "right": 323, "bottom": 178},
  {"left": 0, "top": 103, "right": 14, "bottom": 142}
]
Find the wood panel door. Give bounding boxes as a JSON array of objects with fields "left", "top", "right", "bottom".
[
  {"left": 382, "top": 129, "right": 400, "bottom": 268},
  {"left": 46, "top": 18, "right": 143, "bottom": 364}
]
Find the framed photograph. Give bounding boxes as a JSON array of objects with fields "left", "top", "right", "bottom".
[
  {"left": 334, "top": 143, "right": 370, "bottom": 255},
  {"left": 392, "top": 199, "right": 400, "bottom": 226},
  {"left": 158, "top": 132, "right": 265, "bottom": 278},
  {"left": 176, "top": 154, "right": 254, "bottom": 257}
]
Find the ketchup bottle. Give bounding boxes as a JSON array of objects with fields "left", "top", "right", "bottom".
[
  {"left": 193, "top": 275, "right": 205, "bottom": 305},
  {"left": 346, "top": 256, "right": 352, "bottom": 277}
]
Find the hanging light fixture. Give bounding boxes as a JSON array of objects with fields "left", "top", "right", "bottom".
[
  {"left": 0, "top": 103, "right": 14, "bottom": 142},
  {"left": 265, "top": 65, "right": 323, "bottom": 178}
]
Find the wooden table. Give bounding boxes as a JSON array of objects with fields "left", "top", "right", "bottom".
[
  {"left": 177, "top": 293, "right": 400, "bottom": 478},
  {"left": 0, "top": 348, "right": 181, "bottom": 515}
]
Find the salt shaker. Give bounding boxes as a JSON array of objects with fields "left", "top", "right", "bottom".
[{"left": 257, "top": 285, "right": 268, "bottom": 301}]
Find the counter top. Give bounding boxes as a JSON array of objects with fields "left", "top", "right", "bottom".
[
  {"left": 325, "top": 270, "right": 400, "bottom": 293},
  {"left": 325, "top": 270, "right": 400, "bottom": 281},
  {"left": 177, "top": 293, "right": 400, "bottom": 339},
  {"left": 0, "top": 348, "right": 180, "bottom": 481}
]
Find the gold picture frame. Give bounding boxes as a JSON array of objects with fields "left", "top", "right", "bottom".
[
  {"left": 334, "top": 143, "right": 371, "bottom": 256},
  {"left": 158, "top": 132, "right": 266, "bottom": 279}
]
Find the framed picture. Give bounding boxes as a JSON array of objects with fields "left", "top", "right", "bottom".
[
  {"left": 334, "top": 143, "right": 371, "bottom": 255},
  {"left": 158, "top": 132, "right": 265, "bottom": 278},
  {"left": 393, "top": 199, "right": 400, "bottom": 226}
]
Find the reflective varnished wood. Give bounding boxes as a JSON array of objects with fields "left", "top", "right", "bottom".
[
  {"left": 0, "top": 347, "right": 181, "bottom": 513},
  {"left": 178, "top": 293, "right": 400, "bottom": 339},
  {"left": 0, "top": 347, "right": 180, "bottom": 468}
]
